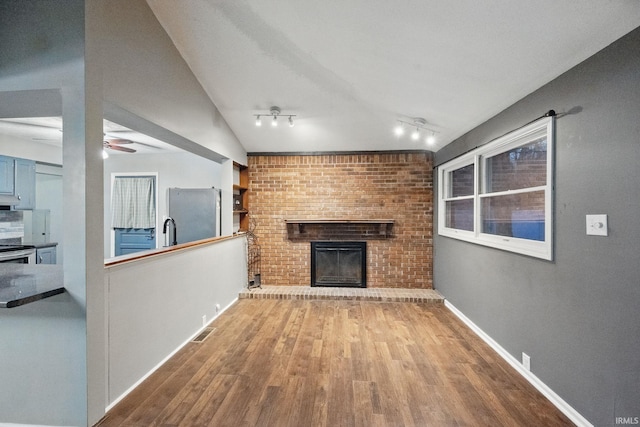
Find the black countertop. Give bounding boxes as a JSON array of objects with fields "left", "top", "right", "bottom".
[
  {"left": 0, "top": 264, "right": 64, "bottom": 308},
  {"left": 21, "top": 241, "right": 58, "bottom": 249}
]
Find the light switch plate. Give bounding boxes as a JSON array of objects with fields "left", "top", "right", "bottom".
[{"left": 586, "top": 214, "right": 608, "bottom": 236}]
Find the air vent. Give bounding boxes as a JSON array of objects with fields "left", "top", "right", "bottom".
[{"left": 192, "top": 327, "right": 216, "bottom": 343}]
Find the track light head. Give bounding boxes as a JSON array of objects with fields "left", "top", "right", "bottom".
[
  {"left": 254, "top": 106, "right": 296, "bottom": 130},
  {"left": 394, "top": 117, "right": 439, "bottom": 145}
]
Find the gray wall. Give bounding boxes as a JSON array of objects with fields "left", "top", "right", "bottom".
[
  {"left": 103, "top": 151, "right": 222, "bottom": 258},
  {"left": 100, "top": 0, "right": 246, "bottom": 164},
  {"left": 434, "top": 28, "right": 640, "bottom": 426},
  {"left": 0, "top": 1, "right": 247, "bottom": 425},
  {"left": 0, "top": 1, "right": 93, "bottom": 426},
  {"left": 105, "top": 235, "right": 247, "bottom": 406}
]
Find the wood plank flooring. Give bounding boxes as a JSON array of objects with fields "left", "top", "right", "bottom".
[{"left": 95, "top": 299, "right": 573, "bottom": 426}]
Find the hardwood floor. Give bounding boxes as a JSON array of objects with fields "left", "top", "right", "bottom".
[{"left": 96, "top": 299, "right": 573, "bottom": 426}]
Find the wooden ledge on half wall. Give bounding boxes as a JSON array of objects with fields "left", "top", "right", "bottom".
[{"left": 104, "top": 233, "right": 247, "bottom": 268}]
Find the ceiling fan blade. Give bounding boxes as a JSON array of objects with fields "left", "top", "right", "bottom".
[
  {"left": 106, "top": 144, "right": 136, "bottom": 153},
  {"left": 105, "top": 138, "right": 133, "bottom": 145}
]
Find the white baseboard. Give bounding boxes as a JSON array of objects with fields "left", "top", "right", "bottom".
[
  {"left": 444, "top": 300, "right": 593, "bottom": 427},
  {"left": 0, "top": 424, "right": 69, "bottom": 427},
  {"left": 105, "top": 297, "right": 238, "bottom": 412}
]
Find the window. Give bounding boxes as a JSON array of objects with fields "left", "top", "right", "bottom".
[
  {"left": 111, "top": 176, "right": 156, "bottom": 229},
  {"left": 438, "top": 117, "right": 554, "bottom": 260},
  {"left": 443, "top": 160, "right": 475, "bottom": 233}
]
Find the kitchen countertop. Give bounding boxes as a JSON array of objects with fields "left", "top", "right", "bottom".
[
  {"left": 21, "top": 241, "right": 58, "bottom": 249},
  {"left": 0, "top": 264, "right": 64, "bottom": 308}
]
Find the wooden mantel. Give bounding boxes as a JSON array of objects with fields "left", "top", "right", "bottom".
[{"left": 284, "top": 219, "right": 395, "bottom": 237}]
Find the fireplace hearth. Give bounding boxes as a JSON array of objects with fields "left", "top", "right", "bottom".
[{"left": 311, "top": 241, "right": 366, "bottom": 287}]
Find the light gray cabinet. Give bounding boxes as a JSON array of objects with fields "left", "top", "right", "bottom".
[
  {"left": 0, "top": 156, "right": 15, "bottom": 195},
  {"left": 14, "top": 158, "right": 36, "bottom": 210},
  {"left": 36, "top": 246, "right": 57, "bottom": 264},
  {"left": 0, "top": 156, "right": 36, "bottom": 209}
]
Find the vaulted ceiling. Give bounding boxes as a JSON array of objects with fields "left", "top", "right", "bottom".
[{"left": 147, "top": 1, "right": 640, "bottom": 154}]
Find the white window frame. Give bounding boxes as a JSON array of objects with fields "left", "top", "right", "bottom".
[
  {"left": 438, "top": 116, "right": 554, "bottom": 260},
  {"left": 439, "top": 155, "right": 477, "bottom": 239}
]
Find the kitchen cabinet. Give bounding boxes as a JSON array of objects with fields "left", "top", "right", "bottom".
[
  {"left": 14, "top": 158, "right": 36, "bottom": 210},
  {"left": 0, "top": 156, "right": 15, "bottom": 195},
  {"left": 36, "top": 245, "right": 57, "bottom": 264},
  {"left": 0, "top": 156, "right": 36, "bottom": 209}
]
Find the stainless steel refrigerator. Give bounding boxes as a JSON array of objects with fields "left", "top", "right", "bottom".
[{"left": 167, "top": 188, "right": 221, "bottom": 245}]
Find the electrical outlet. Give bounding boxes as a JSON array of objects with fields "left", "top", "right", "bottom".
[
  {"left": 586, "top": 214, "right": 608, "bottom": 236},
  {"left": 202, "top": 315, "right": 207, "bottom": 326},
  {"left": 522, "top": 352, "right": 531, "bottom": 371}
]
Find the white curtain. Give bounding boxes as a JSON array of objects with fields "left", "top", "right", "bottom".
[{"left": 111, "top": 176, "right": 156, "bottom": 229}]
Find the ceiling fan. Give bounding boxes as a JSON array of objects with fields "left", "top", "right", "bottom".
[{"left": 103, "top": 136, "right": 136, "bottom": 153}]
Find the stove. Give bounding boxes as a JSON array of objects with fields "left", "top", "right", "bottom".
[{"left": 0, "top": 245, "right": 36, "bottom": 263}]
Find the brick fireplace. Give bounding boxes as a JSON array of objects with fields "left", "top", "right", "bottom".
[{"left": 247, "top": 151, "right": 433, "bottom": 289}]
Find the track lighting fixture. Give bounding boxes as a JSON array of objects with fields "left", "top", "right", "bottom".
[
  {"left": 394, "top": 117, "right": 438, "bottom": 146},
  {"left": 254, "top": 106, "right": 296, "bottom": 128}
]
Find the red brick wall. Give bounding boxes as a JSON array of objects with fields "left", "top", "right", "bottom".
[{"left": 248, "top": 152, "right": 433, "bottom": 289}]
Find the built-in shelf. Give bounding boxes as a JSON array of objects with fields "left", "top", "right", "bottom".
[
  {"left": 284, "top": 219, "right": 395, "bottom": 237},
  {"left": 233, "top": 162, "right": 249, "bottom": 231}
]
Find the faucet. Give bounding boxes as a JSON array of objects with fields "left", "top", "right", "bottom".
[{"left": 162, "top": 217, "right": 177, "bottom": 246}]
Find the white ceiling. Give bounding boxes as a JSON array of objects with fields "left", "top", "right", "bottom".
[{"left": 147, "top": 0, "right": 640, "bottom": 153}]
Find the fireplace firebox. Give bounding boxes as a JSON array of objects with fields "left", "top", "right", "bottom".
[{"left": 311, "top": 241, "right": 366, "bottom": 287}]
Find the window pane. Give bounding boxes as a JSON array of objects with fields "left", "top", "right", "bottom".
[
  {"left": 449, "top": 164, "right": 474, "bottom": 197},
  {"left": 486, "top": 137, "right": 546, "bottom": 193},
  {"left": 481, "top": 191, "right": 545, "bottom": 240},
  {"left": 446, "top": 199, "right": 474, "bottom": 231}
]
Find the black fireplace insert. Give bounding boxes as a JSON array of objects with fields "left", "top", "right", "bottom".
[{"left": 311, "top": 241, "right": 366, "bottom": 287}]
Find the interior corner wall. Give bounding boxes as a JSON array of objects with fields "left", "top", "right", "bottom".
[
  {"left": 434, "top": 27, "right": 640, "bottom": 426},
  {"left": 0, "top": 1, "right": 92, "bottom": 426},
  {"left": 249, "top": 152, "right": 433, "bottom": 289}
]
